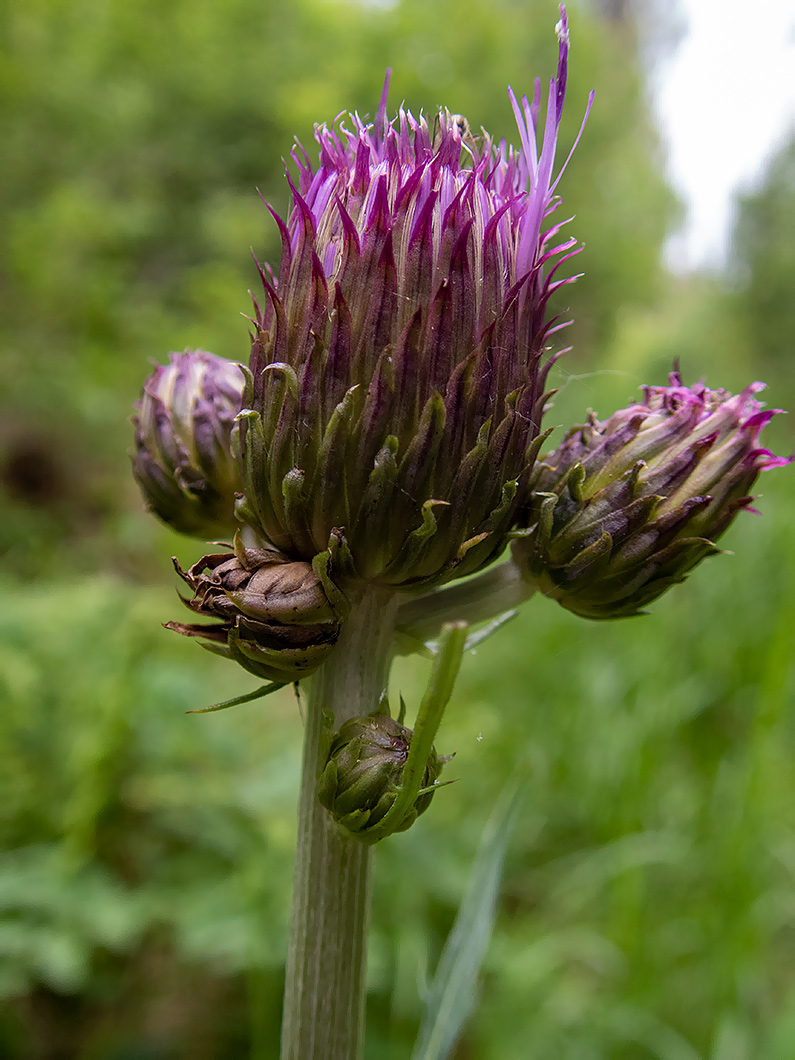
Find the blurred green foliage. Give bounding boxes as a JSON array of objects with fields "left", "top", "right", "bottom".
[
  {"left": 0, "top": 0, "right": 793, "bottom": 1056},
  {"left": 1, "top": 476, "right": 794, "bottom": 1058},
  {"left": 731, "top": 134, "right": 795, "bottom": 406}
]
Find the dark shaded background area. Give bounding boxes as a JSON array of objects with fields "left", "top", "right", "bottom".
[{"left": 1, "top": 0, "right": 793, "bottom": 1056}]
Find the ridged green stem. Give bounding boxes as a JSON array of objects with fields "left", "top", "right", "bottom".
[{"left": 280, "top": 587, "right": 398, "bottom": 1060}]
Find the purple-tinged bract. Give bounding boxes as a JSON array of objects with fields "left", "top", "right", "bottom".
[
  {"left": 132, "top": 350, "right": 244, "bottom": 539},
  {"left": 237, "top": 6, "right": 591, "bottom": 590},
  {"left": 512, "top": 371, "right": 791, "bottom": 619}
]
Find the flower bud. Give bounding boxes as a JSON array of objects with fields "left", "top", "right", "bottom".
[
  {"left": 132, "top": 349, "right": 244, "bottom": 538},
  {"left": 317, "top": 711, "right": 448, "bottom": 842},
  {"left": 512, "top": 371, "right": 790, "bottom": 619},
  {"left": 165, "top": 539, "right": 343, "bottom": 681}
]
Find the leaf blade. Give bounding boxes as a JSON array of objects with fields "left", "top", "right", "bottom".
[{"left": 412, "top": 780, "right": 530, "bottom": 1060}]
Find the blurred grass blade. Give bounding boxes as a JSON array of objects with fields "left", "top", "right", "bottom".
[{"left": 412, "top": 781, "right": 526, "bottom": 1060}]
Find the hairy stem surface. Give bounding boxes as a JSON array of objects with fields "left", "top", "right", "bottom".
[{"left": 280, "top": 587, "right": 398, "bottom": 1060}]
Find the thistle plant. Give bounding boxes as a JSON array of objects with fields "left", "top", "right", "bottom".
[{"left": 130, "top": 7, "right": 789, "bottom": 1058}]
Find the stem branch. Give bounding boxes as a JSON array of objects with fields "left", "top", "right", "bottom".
[{"left": 395, "top": 560, "right": 533, "bottom": 647}]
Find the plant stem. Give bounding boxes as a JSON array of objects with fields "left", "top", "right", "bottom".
[
  {"left": 395, "top": 560, "right": 534, "bottom": 645},
  {"left": 280, "top": 587, "right": 398, "bottom": 1060}
]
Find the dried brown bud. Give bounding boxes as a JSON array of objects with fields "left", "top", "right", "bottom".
[{"left": 166, "top": 540, "right": 343, "bottom": 681}]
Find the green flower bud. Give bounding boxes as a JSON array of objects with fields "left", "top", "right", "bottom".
[
  {"left": 132, "top": 349, "right": 244, "bottom": 538},
  {"left": 512, "top": 372, "right": 790, "bottom": 619},
  {"left": 317, "top": 710, "right": 449, "bottom": 842},
  {"left": 166, "top": 538, "right": 343, "bottom": 681}
]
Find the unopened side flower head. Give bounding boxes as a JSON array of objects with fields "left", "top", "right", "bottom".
[
  {"left": 132, "top": 349, "right": 244, "bottom": 539},
  {"left": 237, "top": 5, "right": 592, "bottom": 591},
  {"left": 512, "top": 370, "right": 790, "bottom": 619}
]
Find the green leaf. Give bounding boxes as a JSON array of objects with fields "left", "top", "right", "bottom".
[
  {"left": 186, "top": 680, "right": 286, "bottom": 713},
  {"left": 362, "top": 621, "right": 467, "bottom": 844},
  {"left": 411, "top": 780, "right": 528, "bottom": 1060}
]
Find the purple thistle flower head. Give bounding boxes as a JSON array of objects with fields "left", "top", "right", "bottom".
[
  {"left": 512, "top": 369, "right": 791, "bottom": 619},
  {"left": 132, "top": 349, "right": 244, "bottom": 539},
  {"left": 237, "top": 5, "right": 593, "bottom": 591}
]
